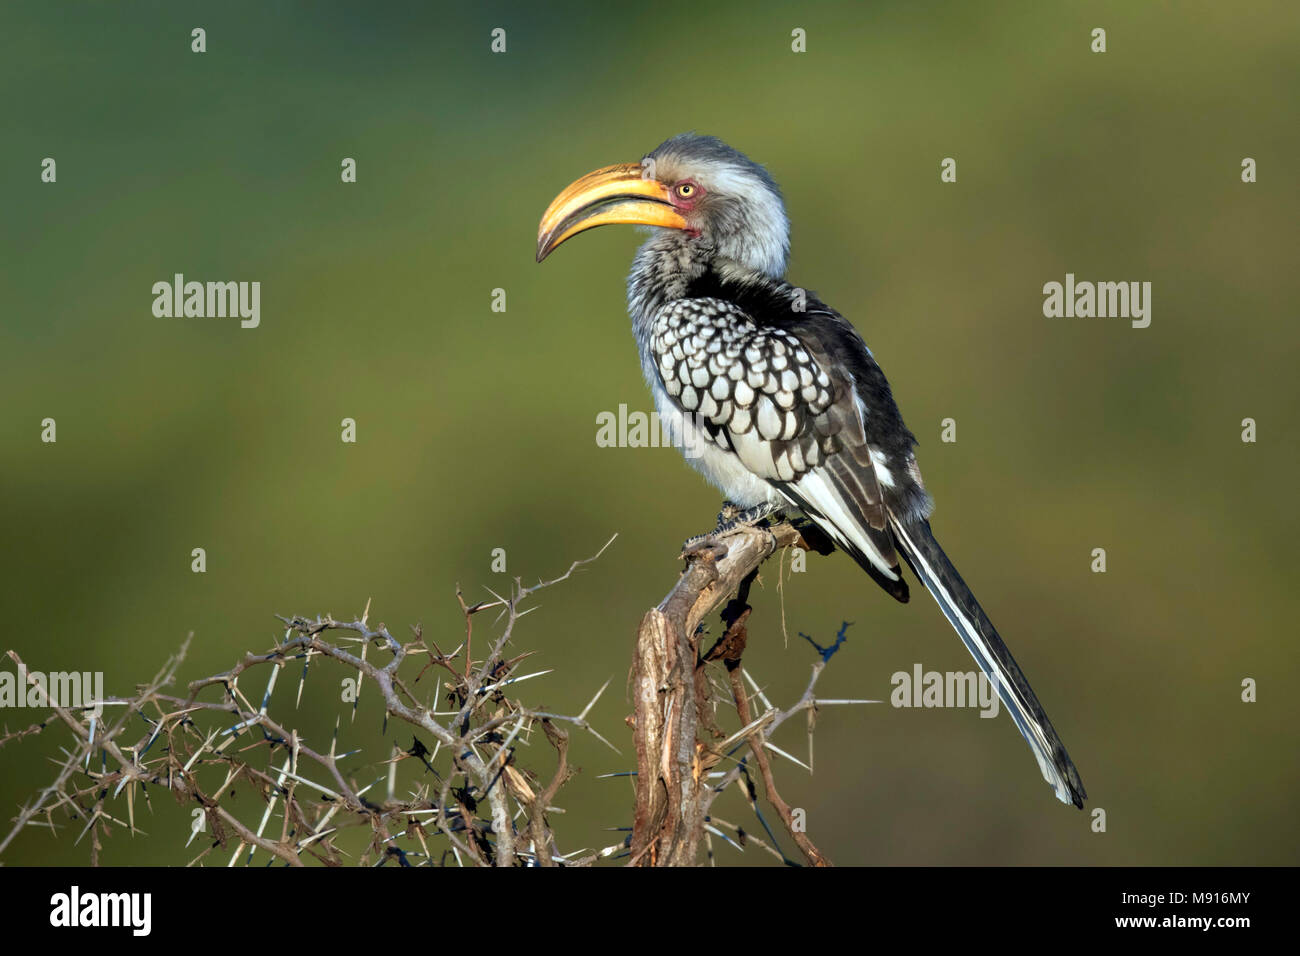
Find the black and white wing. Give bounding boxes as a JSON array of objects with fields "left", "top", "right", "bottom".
[{"left": 649, "top": 296, "right": 910, "bottom": 601}]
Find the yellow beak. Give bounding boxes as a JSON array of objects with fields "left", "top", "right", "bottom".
[{"left": 536, "top": 163, "right": 689, "bottom": 262}]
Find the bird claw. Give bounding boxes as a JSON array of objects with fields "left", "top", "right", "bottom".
[
  {"left": 680, "top": 501, "right": 784, "bottom": 559},
  {"left": 679, "top": 536, "right": 728, "bottom": 562}
]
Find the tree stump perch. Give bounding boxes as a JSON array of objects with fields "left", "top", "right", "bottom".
[{"left": 629, "top": 521, "right": 810, "bottom": 866}]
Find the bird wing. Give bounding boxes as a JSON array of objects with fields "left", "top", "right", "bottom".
[{"left": 650, "top": 296, "right": 908, "bottom": 599}]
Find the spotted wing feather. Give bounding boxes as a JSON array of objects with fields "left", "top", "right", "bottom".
[{"left": 650, "top": 297, "right": 907, "bottom": 598}]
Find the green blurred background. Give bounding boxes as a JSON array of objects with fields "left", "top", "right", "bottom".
[{"left": 2, "top": 0, "right": 1297, "bottom": 866}]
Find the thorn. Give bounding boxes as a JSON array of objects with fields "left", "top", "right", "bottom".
[{"left": 580, "top": 677, "right": 612, "bottom": 721}]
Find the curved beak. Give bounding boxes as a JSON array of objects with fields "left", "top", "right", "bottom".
[{"left": 536, "top": 163, "right": 688, "bottom": 262}]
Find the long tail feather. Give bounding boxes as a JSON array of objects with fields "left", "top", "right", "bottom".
[{"left": 890, "top": 514, "right": 1087, "bottom": 808}]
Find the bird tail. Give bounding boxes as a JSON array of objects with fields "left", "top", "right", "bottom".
[{"left": 888, "top": 513, "right": 1087, "bottom": 809}]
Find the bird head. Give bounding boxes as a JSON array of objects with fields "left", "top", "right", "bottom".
[{"left": 536, "top": 134, "right": 790, "bottom": 278}]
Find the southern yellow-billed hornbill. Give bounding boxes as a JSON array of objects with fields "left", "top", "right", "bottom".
[{"left": 536, "top": 134, "right": 1086, "bottom": 809}]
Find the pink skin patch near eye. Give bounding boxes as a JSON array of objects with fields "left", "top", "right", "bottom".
[
  {"left": 671, "top": 180, "right": 704, "bottom": 209},
  {"left": 671, "top": 180, "right": 704, "bottom": 235}
]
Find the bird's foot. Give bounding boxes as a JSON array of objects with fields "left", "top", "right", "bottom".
[
  {"left": 681, "top": 501, "right": 784, "bottom": 558},
  {"left": 715, "top": 500, "right": 745, "bottom": 526},
  {"left": 715, "top": 501, "right": 783, "bottom": 535}
]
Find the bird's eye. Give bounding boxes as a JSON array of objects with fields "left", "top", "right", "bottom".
[{"left": 674, "top": 182, "right": 696, "bottom": 199}]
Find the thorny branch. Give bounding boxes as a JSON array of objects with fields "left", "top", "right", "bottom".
[
  {"left": 1, "top": 537, "right": 622, "bottom": 867},
  {"left": 4, "top": 521, "right": 868, "bottom": 869}
]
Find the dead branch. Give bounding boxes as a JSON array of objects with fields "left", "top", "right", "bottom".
[{"left": 630, "top": 520, "right": 843, "bottom": 867}]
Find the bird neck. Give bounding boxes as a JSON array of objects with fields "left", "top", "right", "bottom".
[
  {"left": 627, "top": 231, "right": 781, "bottom": 332},
  {"left": 627, "top": 232, "right": 705, "bottom": 328}
]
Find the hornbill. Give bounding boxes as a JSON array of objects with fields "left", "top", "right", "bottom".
[{"left": 536, "top": 134, "right": 1086, "bottom": 809}]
